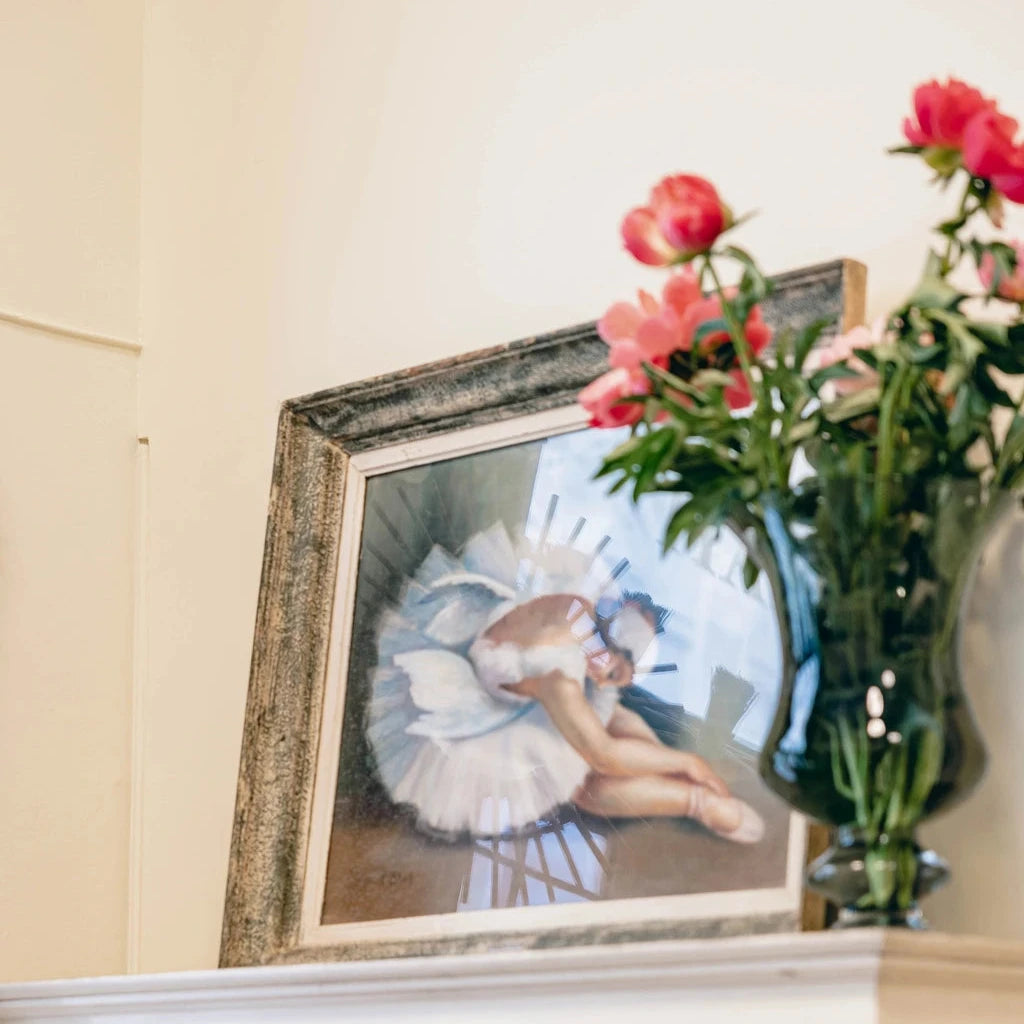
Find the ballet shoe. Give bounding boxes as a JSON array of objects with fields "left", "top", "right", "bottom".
[{"left": 691, "top": 787, "right": 766, "bottom": 844}]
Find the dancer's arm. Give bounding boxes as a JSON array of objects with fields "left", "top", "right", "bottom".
[{"left": 523, "top": 672, "right": 729, "bottom": 795}]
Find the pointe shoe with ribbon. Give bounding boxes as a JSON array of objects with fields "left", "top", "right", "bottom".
[{"left": 690, "top": 785, "right": 766, "bottom": 844}]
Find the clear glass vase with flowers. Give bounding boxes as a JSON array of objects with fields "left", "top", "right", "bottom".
[{"left": 582, "top": 78, "right": 1024, "bottom": 927}]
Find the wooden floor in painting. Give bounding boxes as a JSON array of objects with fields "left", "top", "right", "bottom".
[{"left": 320, "top": 758, "right": 790, "bottom": 926}]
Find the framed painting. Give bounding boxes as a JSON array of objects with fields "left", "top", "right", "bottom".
[{"left": 221, "top": 258, "right": 866, "bottom": 967}]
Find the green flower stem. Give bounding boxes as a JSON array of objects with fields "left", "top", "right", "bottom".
[
  {"left": 873, "top": 363, "right": 908, "bottom": 525},
  {"left": 704, "top": 257, "right": 758, "bottom": 399},
  {"left": 703, "top": 256, "right": 786, "bottom": 490},
  {"left": 938, "top": 177, "right": 975, "bottom": 278},
  {"left": 837, "top": 714, "right": 869, "bottom": 829}
]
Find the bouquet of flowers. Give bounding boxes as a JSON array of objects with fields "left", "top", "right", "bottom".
[
  {"left": 582, "top": 77, "right": 1024, "bottom": 551},
  {"left": 579, "top": 78, "right": 1024, "bottom": 925}
]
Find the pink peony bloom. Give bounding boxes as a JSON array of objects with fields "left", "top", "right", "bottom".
[
  {"left": 662, "top": 266, "right": 702, "bottom": 315},
  {"left": 597, "top": 270, "right": 701, "bottom": 369},
  {"left": 979, "top": 241, "right": 1024, "bottom": 302},
  {"left": 579, "top": 368, "right": 650, "bottom": 428},
  {"left": 963, "top": 110, "right": 1024, "bottom": 204},
  {"left": 679, "top": 293, "right": 773, "bottom": 357},
  {"left": 621, "top": 207, "right": 680, "bottom": 266},
  {"left": 595, "top": 267, "right": 770, "bottom": 411},
  {"left": 620, "top": 175, "right": 731, "bottom": 266},
  {"left": 903, "top": 78, "right": 994, "bottom": 149}
]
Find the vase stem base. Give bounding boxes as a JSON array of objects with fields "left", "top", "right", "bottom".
[{"left": 807, "top": 828, "right": 950, "bottom": 930}]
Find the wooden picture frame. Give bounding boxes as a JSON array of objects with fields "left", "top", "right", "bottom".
[{"left": 220, "top": 258, "right": 866, "bottom": 967}]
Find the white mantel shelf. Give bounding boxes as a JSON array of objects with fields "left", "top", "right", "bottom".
[{"left": 1, "top": 930, "right": 1022, "bottom": 1023}]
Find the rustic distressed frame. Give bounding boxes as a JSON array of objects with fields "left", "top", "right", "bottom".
[{"left": 221, "top": 258, "right": 866, "bottom": 967}]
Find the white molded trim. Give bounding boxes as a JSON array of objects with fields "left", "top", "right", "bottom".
[{"left": 1, "top": 931, "right": 1022, "bottom": 1021}]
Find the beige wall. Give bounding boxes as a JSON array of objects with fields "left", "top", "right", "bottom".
[
  {"left": 5, "top": 0, "right": 1024, "bottom": 982},
  {"left": 136, "top": 0, "right": 1024, "bottom": 971},
  {"left": 0, "top": 1, "right": 142, "bottom": 982}
]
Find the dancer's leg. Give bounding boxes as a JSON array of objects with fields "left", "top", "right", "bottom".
[
  {"left": 573, "top": 773, "right": 765, "bottom": 843},
  {"left": 606, "top": 705, "right": 660, "bottom": 744}
]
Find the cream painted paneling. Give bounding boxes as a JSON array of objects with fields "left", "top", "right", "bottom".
[
  {"left": 0, "top": 1, "right": 142, "bottom": 342},
  {"left": 0, "top": 322, "right": 138, "bottom": 981},
  {"left": 138, "top": 0, "right": 1024, "bottom": 971}
]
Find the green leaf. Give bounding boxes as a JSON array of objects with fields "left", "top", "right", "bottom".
[
  {"left": 787, "top": 416, "right": 821, "bottom": 444},
  {"left": 1008, "top": 322, "right": 1024, "bottom": 352},
  {"left": 721, "top": 244, "right": 774, "bottom": 326},
  {"left": 644, "top": 362, "right": 711, "bottom": 406},
  {"left": 982, "top": 348, "right": 1024, "bottom": 374},
  {"left": 632, "top": 427, "right": 676, "bottom": 499},
  {"left": 663, "top": 501, "right": 696, "bottom": 553},
  {"left": 973, "top": 365, "right": 1017, "bottom": 407},
  {"left": 909, "top": 272, "right": 962, "bottom": 311},
  {"left": 947, "top": 386, "right": 973, "bottom": 450},
  {"left": 971, "top": 320, "right": 1009, "bottom": 347},
  {"left": 928, "top": 309, "right": 985, "bottom": 369},
  {"left": 995, "top": 414, "right": 1024, "bottom": 485},
  {"left": 900, "top": 340, "right": 944, "bottom": 365},
  {"left": 691, "top": 317, "right": 730, "bottom": 351},
  {"left": 971, "top": 239, "right": 1018, "bottom": 295},
  {"left": 691, "top": 368, "right": 736, "bottom": 390},
  {"left": 822, "top": 385, "right": 882, "bottom": 423},
  {"left": 808, "top": 363, "right": 863, "bottom": 390},
  {"left": 792, "top": 318, "right": 833, "bottom": 371},
  {"left": 742, "top": 557, "right": 760, "bottom": 590},
  {"left": 721, "top": 245, "right": 773, "bottom": 299}
]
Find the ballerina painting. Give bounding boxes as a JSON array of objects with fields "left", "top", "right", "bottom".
[
  {"left": 319, "top": 426, "right": 795, "bottom": 929},
  {"left": 367, "top": 522, "right": 765, "bottom": 845}
]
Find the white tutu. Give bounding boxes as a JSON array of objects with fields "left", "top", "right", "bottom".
[{"left": 366, "top": 522, "right": 622, "bottom": 837}]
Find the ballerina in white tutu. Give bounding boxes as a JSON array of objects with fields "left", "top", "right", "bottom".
[{"left": 366, "top": 521, "right": 764, "bottom": 844}]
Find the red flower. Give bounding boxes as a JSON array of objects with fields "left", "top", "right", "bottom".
[
  {"left": 578, "top": 368, "right": 650, "bottom": 428},
  {"left": 620, "top": 175, "right": 732, "bottom": 266},
  {"left": 903, "top": 78, "right": 994, "bottom": 149},
  {"left": 724, "top": 369, "right": 759, "bottom": 410},
  {"left": 963, "top": 110, "right": 1024, "bottom": 203},
  {"left": 650, "top": 174, "right": 731, "bottom": 256}
]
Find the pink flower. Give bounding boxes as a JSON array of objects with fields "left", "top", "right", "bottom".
[
  {"left": 662, "top": 266, "right": 702, "bottom": 315},
  {"left": 979, "top": 241, "right": 1024, "bottom": 302},
  {"left": 679, "top": 293, "right": 773, "bottom": 357},
  {"left": 621, "top": 207, "right": 679, "bottom": 266},
  {"left": 620, "top": 175, "right": 732, "bottom": 266},
  {"left": 597, "top": 269, "right": 701, "bottom": 369},
  {"left": 594, "top": 267, "right": 770, "bottom": 412},
  {"left": 963, "top": 110, "right": 1024, "bottom": 204},
  {"left": 808, "top": 323, "right": 882, "bottom": 395},
  {"left": 903, "top": 78, "right": 994, "bottom": 149},
  {"left": 578, "top": 368, "right": 650, "bottom": 428}
]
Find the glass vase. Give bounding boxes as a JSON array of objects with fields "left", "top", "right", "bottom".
[{"left": 745, "top": 473, "right": 1000, "bottom": 928}]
